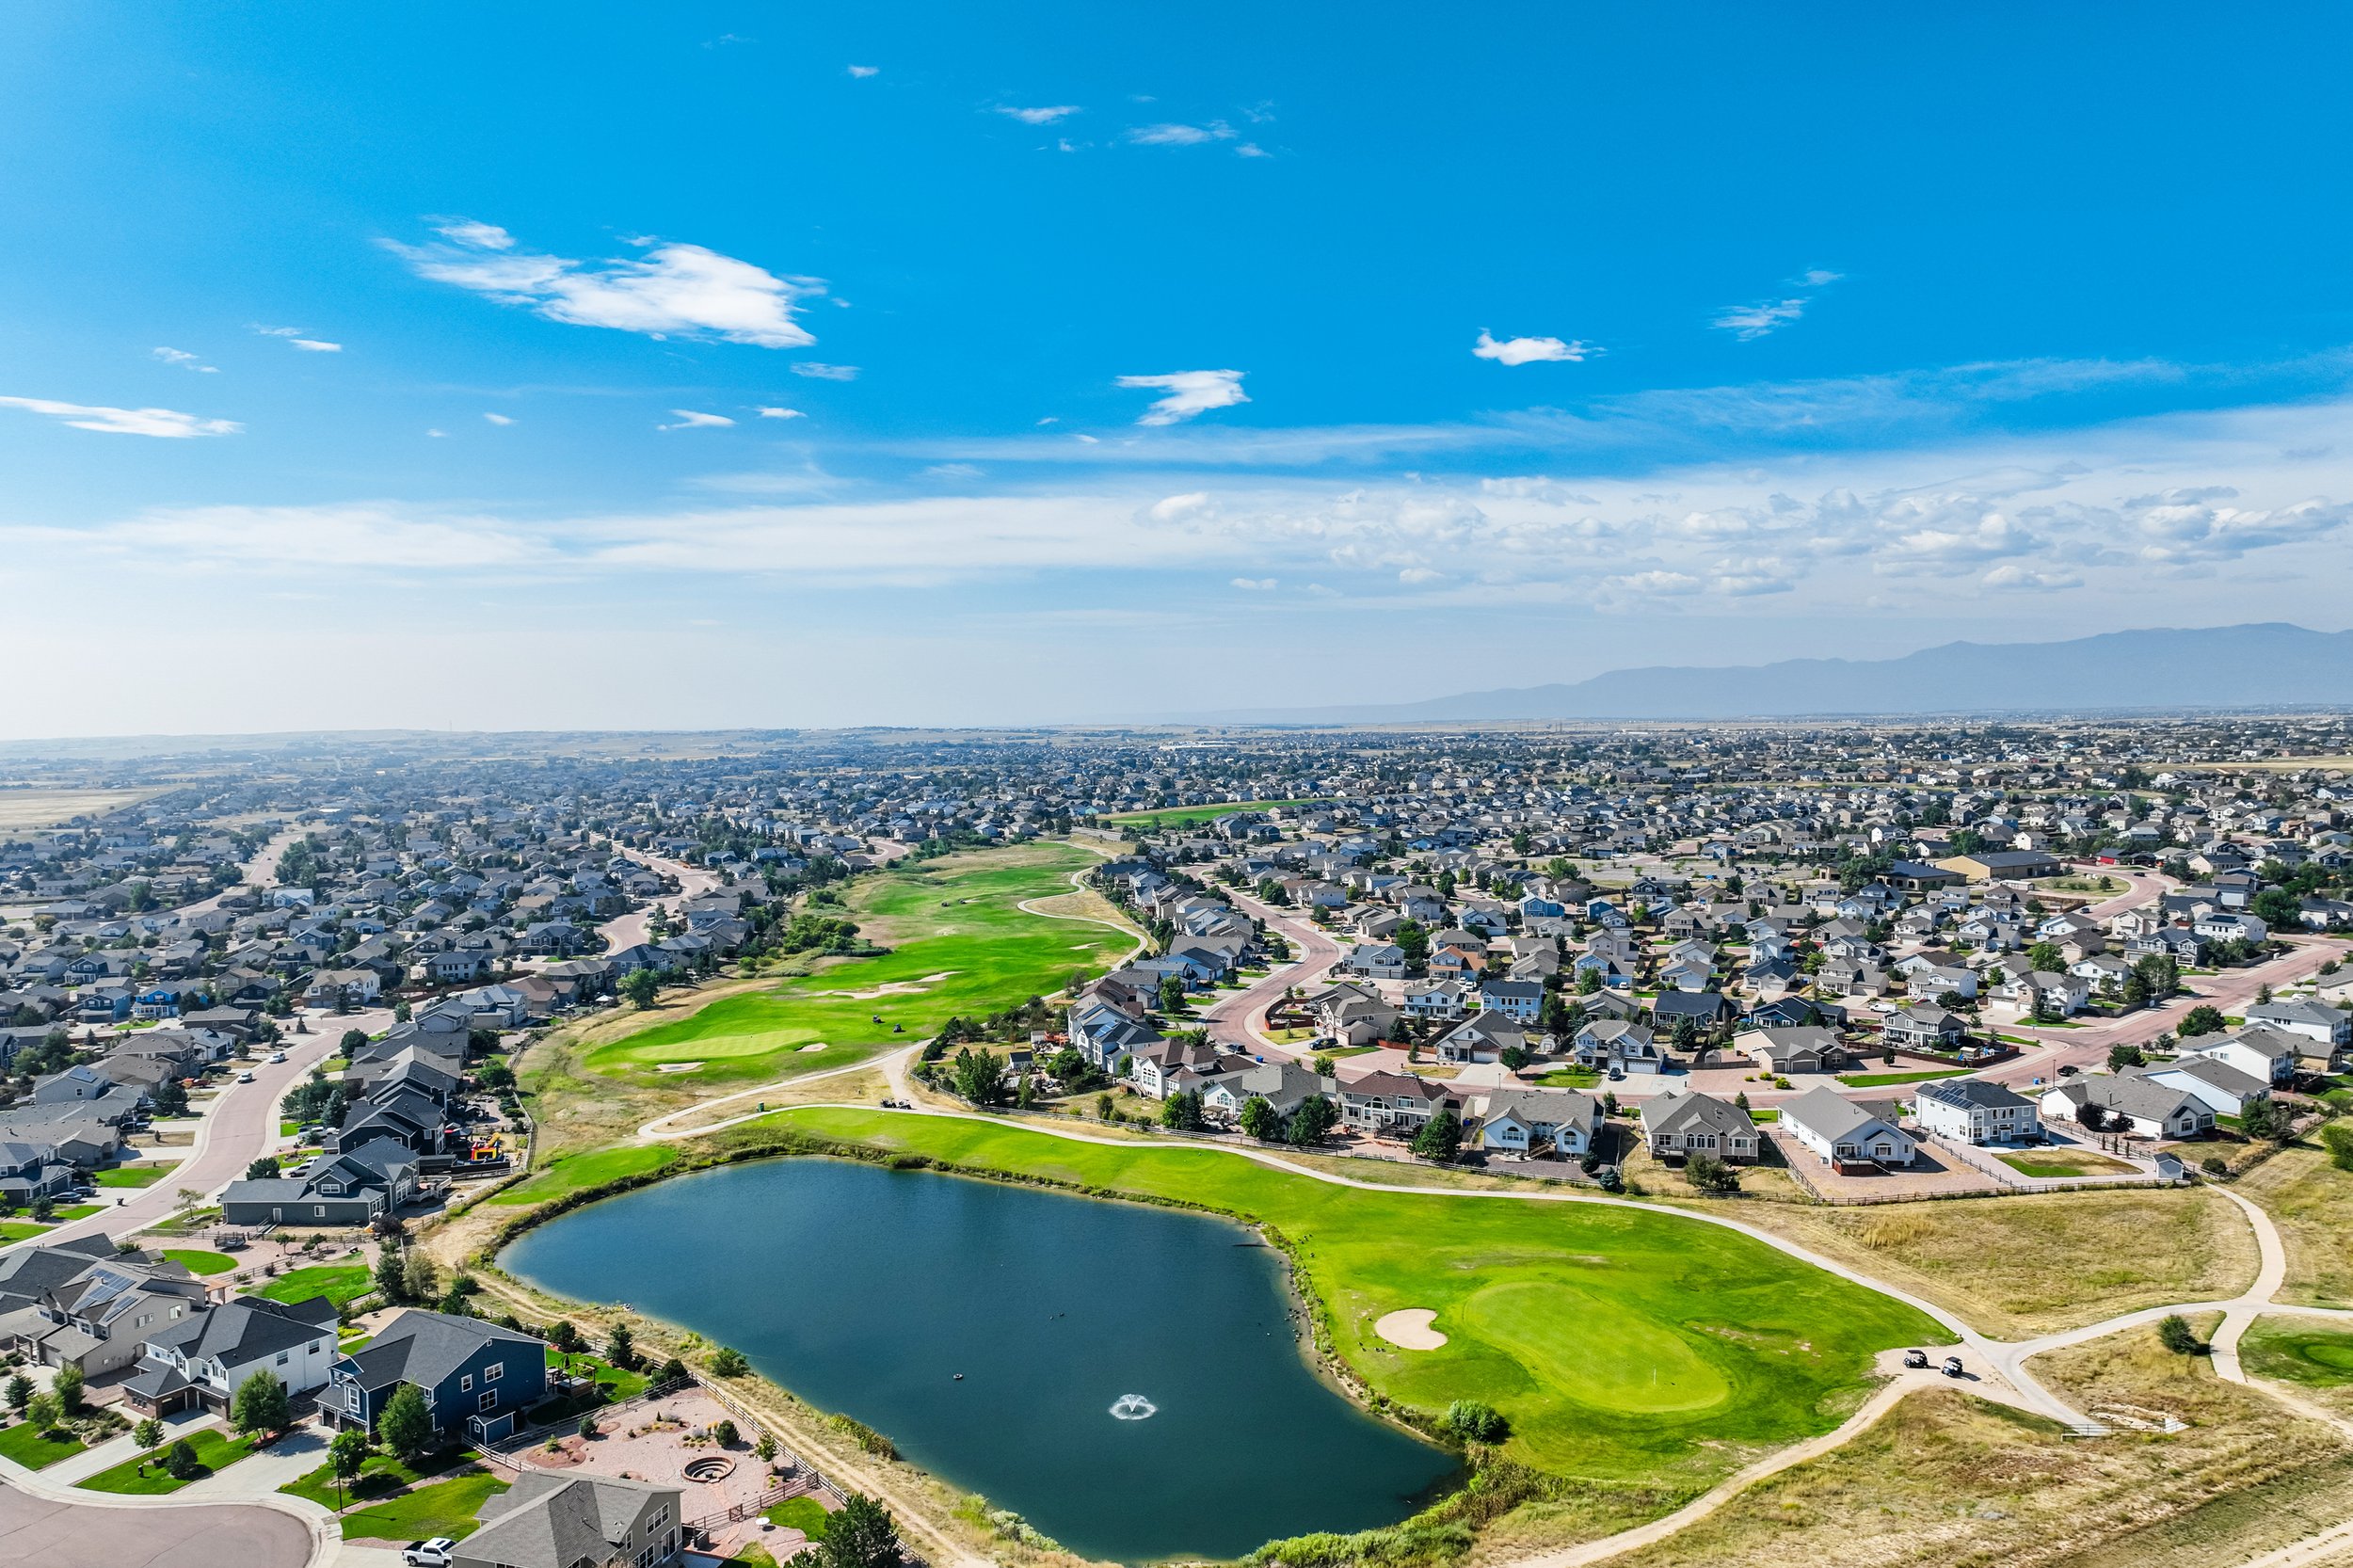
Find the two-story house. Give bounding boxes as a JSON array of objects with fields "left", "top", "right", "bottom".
[{"left": 325, "top": 1309, "right": 550, "bottom": 1445}]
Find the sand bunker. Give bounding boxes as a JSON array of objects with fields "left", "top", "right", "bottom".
[
  {"left": 1374, "top": 1309, "right": 1448, "bottom": 1350},
  {"left": 797, "top": 1042, "right": 829, "bottom": 1052},
  {"left": 655, "top": 1063, "right": 703, "bottom": 1074},
  {"left": 816, "top": 972, "right": 959, "bottom": 1001}
]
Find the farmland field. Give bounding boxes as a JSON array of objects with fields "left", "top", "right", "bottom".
[{"left": 581, "top": 842, "right": 1137, "bottom": 1086}]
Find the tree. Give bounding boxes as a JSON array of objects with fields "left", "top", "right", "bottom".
[
  {"left": 164, "top": 1437, "right": 203, "bottom": 1480},
  {"left": 948, "top": 1048, "right": 1007, "bottom": 1107},
  {"left": 374, "top": 1242, "right": 408, "bottom": 1303},
  {"left": 607, "top": 1321, "right": 638, "bottom": 1370},
  {"left": 819, "top": 1492, "right": 904, "bottom": 1568},
  {"left": 708, "top": 1346, "right": 750, "bottom": 1378},
  {"left": 2027, "top": 941, "right": 2067, "bottom": 975},
  {"left": 1160, "top": 1089, "right": 1206, "bottom": 1131},
  {"left": 620, "top": 968, "right": 661, "bottom": 1010},
  {"left": 133, "top": 1416, "right": 165, "bottom": 1452},
  {"left": 3, "top": 1372, "right": 29, "bottom": 1411},
  {"left": 2323, "top": 1124, "right": 2353, "bottom": 1174},
  {"left": 246, "top": 1156, "right": 281, "bottom": 1180},
  {"left": 712, "top": 1418, "right": 740, "bottom": 1448},
  {"left": 756, "top": 1430, "right": 779, "bottom": 1464},
  {"left": 379, "top": 1383, "right": 435, "bottom": 1462},
  {"left": 2157, "top": 1314, "right": 2205, "bottom": 1355},
  {"left": 2240, "top": 1096, "right": 2291, "bottom": 1143},
  {"left": 1683, "top": 1153, "right": 1740, "bottom": 1195},
  {"left": 546, "top": 1319, "right": 586, "bottom": 1355},
  {"left": 1445, "top": 1400, "right": 1509, "bottom": 1443},
  {"left": 2181, "top": 1004, "right": 2227, "bottom": 1037},
  {"left": 1411, "top": 1110, "right": 1463, "bottom": 1163},
  {"left": 2078, "top": 1102, "right": 2108, "bottom": 1132},
  {"left": 400, "top": 1250, "right": 440, "bottom": 1305},
  {"left": 339, "top": 1028, "right": 369, "bottom": 1052},
  {"left": 1237, "top": 1096, "right": 1284, "bottom": 1143},
  {"left": 52, "top": 1362, "right": 84, "bottom": 1413},
  {"left": 24, "top": 1391, "right": 61, "bottom": 1432},
  {"left": 233, "top": 1368, "right": 291, "bottom": 1438},
  {"left": 2106, "top": 1043, "right": 2146, "bottom": 1071},
  {"left": 152, "top": 1078, "right": 189, "bottom": 1116},
  {"left": 1287, "top": 1095, "right": 1338, "bottom": 1146},
  {"left": 328, "top": 1427, "right": 370, "bottom": 1509}
]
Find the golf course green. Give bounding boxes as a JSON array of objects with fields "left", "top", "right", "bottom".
[
  {"left": 761, "top": 1108, "right": 1948, "bottom": 1485},
  {"left": 583, "top": 843, "right": 1134, "bottom": 1085},
  {"left": 2241, "top": 1318, "right": 2353, "bottom": 1385}
]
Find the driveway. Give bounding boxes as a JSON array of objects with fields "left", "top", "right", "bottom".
[
  {"left": 0, "top": 1483, "right": 316, "bottom": 1568},
  {"left": 1201, "top": 889, "right": 1345, "bottom": 1055}
]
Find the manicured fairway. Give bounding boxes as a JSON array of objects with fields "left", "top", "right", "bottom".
[
  {"left": 1103, "top": 798, "right": 1329, "bottom": 830},
  {"left": 766, "top": 1109, "right": 1946, "bottom": 1484},
  {"left": 491, "top": 1144, "right": 679, "bottom": 1204},
  {"left": 584, "top": 843, "right": 1133, "bottom": 1085},
  {"left": 2241, "top": 1318, "right": 2353, "bottom": 1385}
]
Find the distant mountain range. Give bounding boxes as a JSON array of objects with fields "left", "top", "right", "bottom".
[{"left": 1202, "top": 623, "right": 2353, "bottom": 725}]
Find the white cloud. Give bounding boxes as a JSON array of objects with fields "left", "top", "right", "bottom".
[
  {"left": 1982, "top": 563, "right": 2083, "bottom": 591},
  {"left": 848, "top": 64, "right": 878, "bottom": 77},
  {"left": 756, "top": 406, "right": 806, "bottom": 420},
  {"left": 998, "top": 105, "right": 1080, "bottom": 124},
  {"left": 426, "top": 428, "right": 447, "bottom": 438},
  {"left": 1602, "top": 569, "right": 1703, "bottom": 597},
  {"left": 483, "top": 412, "right": 515, "bottom": 426},
  {"left": 1472, "top": 330, "right": 1597, "bottom": 366},
  {"left": 289, "top": 338, "right": 343, "bottom": 353},
  {"left": 152, "top": 347, "right": 217, "bottom": 374},
  {"left": 1236, "top": 143, "right": 1272, "bottom": 159},
  {"left": 1231, "top": 577, "right": 1278, "bottom": 590},
  {"left": 1710, "top": 298, "right": 1810, "bottom": 340},
  {"left": 1116, "top": 370, "right": 1248, "bottom": 425},
  {"left": 658, "top": 409, "right": 736, "bottom": 431},
  {"left": 0, "top": 396, "right": 239, "bottom": 438},
  {"left": 1398, "top": 567, "right": 1444, "bottom": 584},
  {"left": 385, "top": 221, "right": 821, "bottom": 349},
  {"left": 1128, "top": 121, "right": 1235, "bottom": 146},
  {"left": 1799, "top": 269, "right": 1844, "bottom": 287},
  {"left": 922, "top": 462, "right": 984, "bottom": 478},
  {"left": 791, "top": 362, "right": 858, "bottom": 381}
]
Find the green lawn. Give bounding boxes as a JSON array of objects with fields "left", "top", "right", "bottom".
[
  {"left": 50, "top": 1204, "right": 102, "bottom": 1222},
  {"left": 1837, "top": 1067, "right": 1970, "bottom": 1088},
  {"left": 77, "top": 1427, "right": 258, "bottom": 1495},
  {"left": 256, "top": 1261, "right": 375, "bottom": 1307},
  {"left": 340, "top": 1466, "right": 509, "bottom": 1542},
  {"left": 95, "top": 1163, "right": 176, "bottom": 1188},
  {"left": 580, "top": 843, "right": 1132, "bottom": 1086},
  {"left": 0, "top": 1420, "right": 86, "bottom": 1468},
  {"left": 1535, "top": 1068, "right": 1602, "bottom": 1088},
  {"left": 491, "top": 1144, "right": 679, "bottom": 1205},
  {"left": 767, "top": 1108, "right": 1946, "bottom": 1489},
  {"left": 282, "top": 1448, "right": 469, "bottom": 1511},
  {"left": 2241, "top": 1319, "right": 2353, "bottom": 1386},
  {"left": 162, "top": 1248, "right": 240, "bottom": 1275},
  {"left": 766, "top": 1496, "right": 831, "bottom": 1537},
  {"left": 0, "top": 1221, "right": 51, "bottom": 1243},
  {"left": 1101, "top": 799, "right": 1328, "bottom": 830}
]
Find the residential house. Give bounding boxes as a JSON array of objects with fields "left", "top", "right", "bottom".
[
  {"left": 123, "top": 1293, "right": 339, "bottom": 1418},
  {"left": 1468, "top": 1086, "right": 1598, "bottom": 1157},
  {"left": 1779, "top": 1087, "right": 1918, "bottom": 1169},
  {"left": 1640, "top": 1088, "right": 1762, "bottom": 1163},
  {"left": 219, "top": 1138, "right": 420, "bottom": 1228},
  {"left": 1337, "top": 1072, "right": 1459, "bottom": 1137},
  {"left": 325, "top": 1309, "right": 550, "bottom": 1445},
  {"left": 2182, "top": 1026, "right": 2302, "bottom": 1086},
  {"left": 1881, "top": 1004, "right": 1967, "bottom": 1052},
  {"left": 456, "top": 1472, "right": 686, "bottom": 1568},
  {"left": 1912, "top": 1079, "right": 2041, "bottom": 1145},
  {"left": 2040, "top": 1075, "right": 2215, "bottom": 1140},
  {"left": 2128, "top": 1057, "right": 2271, "bottom": 1116},
  {"left": 1732, "top": 1026, "right": 1849, "bottom": 1077}
]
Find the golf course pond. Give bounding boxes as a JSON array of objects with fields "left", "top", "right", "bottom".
[{"left": 502, "top": 1156, "right": 1457, "bottom": 1562}]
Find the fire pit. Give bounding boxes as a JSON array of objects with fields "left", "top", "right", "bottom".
[{"left": 684, "top": 1456, "right": 737, "bottom": 1483}]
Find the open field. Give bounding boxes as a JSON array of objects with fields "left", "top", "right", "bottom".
[
  {"left": 0, "top": 787, "right": 164, "bottom": 830},
  {"left": 1101, "top": 798, "right": 1329, "bottom": 829},
  {"left": 2235, "top": 1143, "right": 2353, "bottom": 1306},
  {"left": 1719, "top": 1187, "right": 2260, "bottom": 1339},
  {"left": 1996, "top": 1149, "right": 2142, "bottom": 1177},
  {"left": 579, "top": 843, "right": 1133, "bottom": 1087},
  {"left": 758, "top": 1108, "right": 1944, "bottom": 1493},
  {"left": 1593, "top": 1321, "right": 2353, "bottom": 1568}
]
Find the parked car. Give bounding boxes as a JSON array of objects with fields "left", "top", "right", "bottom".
[{"left": 404, "top": 1542, "right": 456, "bottom": 1568}]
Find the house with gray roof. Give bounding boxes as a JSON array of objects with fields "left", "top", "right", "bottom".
[
  {"left": 1469, "top": 1085, "right": 1598, "bottom": 1156},
  {"left": 1779, "top": 1086, "right": 1917, "bottom": 1168},
  {"left": 1639, "top": 1088, "right": 1761, "bottom": 1162},
  {"left": 2039, "top": 1074, "right": 2214, "bottom": 1140},
  {"left": 456, "top": 1471, "right": 685, "bottom": 1568},
  {"left": 1912, "top": 1078, "right": 2041, "bottom": 1144},
  {"left": 2127, "top": 1055, "right": 2271, "bottom": 1116},
  {"left": 219, "top": 1136, "right": 419, "bottom": 1228},
  {"left": 123, "top": 1292, "right": 338, "bottom": 1418},
  {"left": 324, "top": 1308, "right": 549, "bottom": 1445}
]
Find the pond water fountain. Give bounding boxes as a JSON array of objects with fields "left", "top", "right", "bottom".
[{"left": 1108, "top": 1394, "right": 1157, "bottom": 1421}]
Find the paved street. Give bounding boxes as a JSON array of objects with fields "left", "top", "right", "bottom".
[{"left": 0, "top": 1481, "right": 317, "bottom": 1568}]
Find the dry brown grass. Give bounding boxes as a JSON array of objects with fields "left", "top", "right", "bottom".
[
  {"left": 1716, "top": 1186, "right": 2261, "bottom": 1339},
  {"left": 2236, "top": 1143, "right": 2353, "bottom": 1307},
  {"left": 0, "top": 787, "right": 165, "bottom": 830},
  {"left": 1596, "top": 1322, "right": 2353, "bottom": 1568}
]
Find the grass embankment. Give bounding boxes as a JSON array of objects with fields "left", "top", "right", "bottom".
[
  {"left": 256, "top": 1261, "right": 376, "bottom": 1307},
  {"left": 1717, "top": 1187, "right": 2260, "bottom": 1339},
  {"left": 492, "top": 1144, "right": 680, "bottom": 1206},
  {"left": 755, "top": 1108, "right": 1943, "bottom": 1494},
  {"left": 77, "top": 1427, "right": 258, "bottom": 1494},
  {"left": 579, "top": 843, "right": 1135, "bottom": 1088},
  {"left": 2235, "top": 1144, "right": 2353, "bottom": 1306}
]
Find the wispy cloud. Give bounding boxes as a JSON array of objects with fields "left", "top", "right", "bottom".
[
  {"left": 756, "top": 406, "right": 806, "bottom": 420},
  {"left": 848, "top": 64, "right": 878, "bottom": 78},
  {"left": 1115, "top": 369, "right": 1248, "bottom": 425},
  {"left": 483, "top": 412, "right": 515, "bottom": 426},
  {"left": 658, "top": 409, "right": 736, "bottom": 430},
  {"left": 1712, "top": 269, "right": 1842, "bottom": 341},
  {"left": 0, "top": 395, "right": 239, "bottom": 438},
  {"left": 997, "top": 104, "right": 1080, "bottom": 125},
  {"left": 1128, "top": 121, "right": 1236, "bottom": 146},
  {"left": 152, "top": 347, "right": 217, "bottom": 374},
  {"left": 384, "top": 220, "right": 822, "bottom": 349},
  {"left": 790, "top": 363, "right": 857, "bottom": 381},
  {"left": 1231, "top": 576, "right": 1278, "bottom": 590},
  {"left": 1472, "top": 330, "right": 1597, "bottom": 366},
  {"left": 251, "top": 324, "right": 343, "bottom": 352}
]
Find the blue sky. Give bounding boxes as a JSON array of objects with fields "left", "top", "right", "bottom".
[{"left": 5, "top": 4, "right": 2353, "bottom": 735}]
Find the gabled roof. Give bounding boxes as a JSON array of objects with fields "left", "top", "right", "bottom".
[
  {"left": 337, "top": 1308, "right": 545, "bottom": 1393},
  {"left": 465, "top": 1472, "right": 677, "bottom": 1568},
  {"left": 143, "top": 1293, "right": 334, "bottom": 1363}
]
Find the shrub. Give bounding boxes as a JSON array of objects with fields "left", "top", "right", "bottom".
[
  {"left": 708, "top": 1346, "right": 749, "bottom": 1379},
  {"left": 1445, "top": 1400, "right": 1509, "bottom": 1443},
  {"left": 2158, "top": 1314, "right": 2205, "bottom": 1355},
  {"left": 1683, "top": 1153, "right": 1740, "bottom": 1195},
  {"left": 2325, "top": 1124, "right": 2353, "bottom": 1173},
  {"left": 712, "top": 1418, "right": 740, "bottom": 1448},
  {"left": 164, "top": 1438, "right": 202, "bottom": 1480}
]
